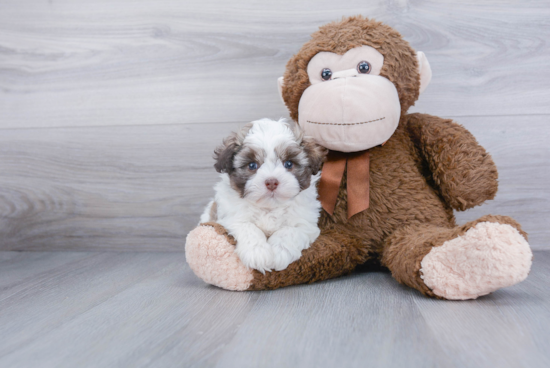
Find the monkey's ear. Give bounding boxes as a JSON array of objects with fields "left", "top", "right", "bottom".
[
  {"left": 213, "top": 134, "right": 239, "bottom": 173},
  {"left": 416, "top": 51, "right": 432, "bottom": 94},
  {"left": 277, "top": 77, "right": 285, "bottom": 105}
]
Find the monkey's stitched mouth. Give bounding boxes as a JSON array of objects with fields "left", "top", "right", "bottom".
[{"left": 307, "top": 117, "right": 385, "bottom": 126}]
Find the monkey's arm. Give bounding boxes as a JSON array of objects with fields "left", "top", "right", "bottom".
[
  {"left": 406, "top": 113, "right": 498, "bottom": 211},
  {"left": 185, "top": 222, "right": 372, "bottom": 291},
  {"left": 249, "top": 225, "right": 371, "bottom": 289}
]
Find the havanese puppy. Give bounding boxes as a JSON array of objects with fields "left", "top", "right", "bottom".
[{"left": 200, "top": 118, "right": 327, "bottom": 273}]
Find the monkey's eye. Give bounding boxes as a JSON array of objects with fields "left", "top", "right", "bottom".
[
  {"left": 357, "top": 61, "right": 371, "bottom": 74},
  {"left": 321, "top": 68, "right": 332, "bottom": 81},
  {"left": 248, "top": 162, "right": 258, "bottom": 171},
  {"left": 284, "top": 160, "right": 293, "bottom": 169}
]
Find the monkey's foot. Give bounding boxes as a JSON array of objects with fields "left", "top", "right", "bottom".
[
  {"left": 420, "top": 222, "right": 532, "bottom": 300},
  {"left": 185, "top": 223, "right": 253, "bottom": 291}
]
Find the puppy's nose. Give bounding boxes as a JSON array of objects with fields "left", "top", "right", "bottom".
[{"left": 265, "top": 178, "right": 279, "bottom": 191}]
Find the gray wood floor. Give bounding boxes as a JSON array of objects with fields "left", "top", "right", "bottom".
[{"left": 0, "top": 250, "right": 549, "bottom": 368}]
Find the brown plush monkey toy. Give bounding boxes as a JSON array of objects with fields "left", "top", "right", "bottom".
[{"left": 186, "top": 16, "right": 533, "bottom": 300}]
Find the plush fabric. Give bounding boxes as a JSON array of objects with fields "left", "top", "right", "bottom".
[
  {"left": 185, "top": 16, "right": 533, "bottom": 300},
  {"left": 298, "top": 75, "right": 401, "bottom": 152},
  {"left": 282, "top": 16, "right": 421, "bottom": 122},
  {"left": 420, "top": 222, "right": 532, "bottom": 300},
  {"left": 185, "top": 223, "right": 253, "bottom": 291},
  {"left": 416, "top": 51, "right": 432, "bottom": 94},
  {"left": 306, "top": 46, "right": 385, "bottom": 84}
]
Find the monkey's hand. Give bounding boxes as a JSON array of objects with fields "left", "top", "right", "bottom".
[{"left": 406, "top": 113, "right": 498, "bottom": 211}]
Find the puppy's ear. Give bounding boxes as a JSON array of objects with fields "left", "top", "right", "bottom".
[
  {"left": 301, "top": 137, "right": 328, "bottom": 175},
  {"left": 213, "top": 123, "right": 253, "bottom": 173},
  {"left": 214, "top": 133, "right": 239, "bottom": 173}
]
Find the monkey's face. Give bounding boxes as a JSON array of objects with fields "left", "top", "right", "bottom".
[
  {"left": 299, "top": 46, "right": 400, "bottom": 152},
  {"left": 278, "top": 18, "right": 432, "bottom": 153}
]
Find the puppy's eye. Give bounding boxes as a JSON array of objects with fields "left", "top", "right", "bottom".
[
  {"left": 284, "top": 160, "right": 293, "bottom": 169},
  {"left": 357, "top": 61, "right": 371, "bottom": 74},
  {"left": 248, "top": 162, "right": 258, "bottom": 171},
  {"left": 321, "top": 68, "right": 332, "bottom": 81}
]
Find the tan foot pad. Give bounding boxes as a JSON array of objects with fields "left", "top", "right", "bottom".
[
  {"left": 420, "top": 222, "right": 532, "bottom": 300},
  {"left": 185, "top": 225, "right": 253, "bottom": 291}
]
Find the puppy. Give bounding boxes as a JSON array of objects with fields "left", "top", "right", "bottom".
[{"left": 200, "top": 118, "right": 327, "bottom": 273}]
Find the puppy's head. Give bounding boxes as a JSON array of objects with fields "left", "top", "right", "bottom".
[{"left": 214, "top": 118, "right": 327, "bottom": 207}]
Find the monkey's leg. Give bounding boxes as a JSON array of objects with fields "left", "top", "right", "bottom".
[
  {"left": 381, "top": 215, "right": 533, "bottom": 300},
  {"left": 185, "top": 223, "right": 253, "bottom": 290},
  {"left": 185, "top": 222, "right": 372, "bottom": 291}
]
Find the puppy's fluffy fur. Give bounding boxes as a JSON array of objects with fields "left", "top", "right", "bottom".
[{"left": 200, "top": 118, "right": 327, "bottom": 273}]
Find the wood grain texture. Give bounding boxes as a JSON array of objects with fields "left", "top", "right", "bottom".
[
  {"left": 413, "top": 251, "right": 550, "bottom": 368},
  {"left": 215, "top": 273, "right": 447, "bottom": 368},
  {"left": 0, "top": 122, "right": 237, "bottom": 251},
  {"left": 0, "top": 2, "right": 547, "bottom": 366},
  {"left": 0, "top": 114, "right": 547, "bottom": 251},
  {"left": 0, "top": 250, "right": 549, "bottom": 367},
  {"left": 0, "top": 1, "right": 548, "bottom": 251},
  {"left": 454, "top": 114, "right": 550, "bottom": 246},
  {"left": 0, "top": 0, "right": 549, "bottom": 129}
]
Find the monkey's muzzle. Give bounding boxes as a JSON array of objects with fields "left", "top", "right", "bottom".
[{"left": 298, "top": 76, "right": 401, "bottom": 152}]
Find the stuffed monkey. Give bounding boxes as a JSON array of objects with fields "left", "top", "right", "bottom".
[{"left": 186, "top": 16, "right": 532, "bottom": 300}]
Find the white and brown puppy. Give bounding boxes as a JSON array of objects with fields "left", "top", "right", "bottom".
[{"left": 200, "top": 118, "right": 327, "bottom": 273}]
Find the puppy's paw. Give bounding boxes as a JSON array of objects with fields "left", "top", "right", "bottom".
[
  {"left": 236, "top": 242, "right": 275, "bottom": 274},
  {"left": 270, "top": 248, "right": 295, "bottom": 271},
  {"left": 267, "top": 231, "right": 306, "bottom": 271}
]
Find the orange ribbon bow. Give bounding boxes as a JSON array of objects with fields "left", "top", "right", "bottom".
[{"left": 318, "top": 150, "right": 370, "bottom": 219}]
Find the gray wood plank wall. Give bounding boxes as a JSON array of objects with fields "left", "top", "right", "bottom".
[{"left": 1, "top": 0, "right": 549, "bottom": 251}]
